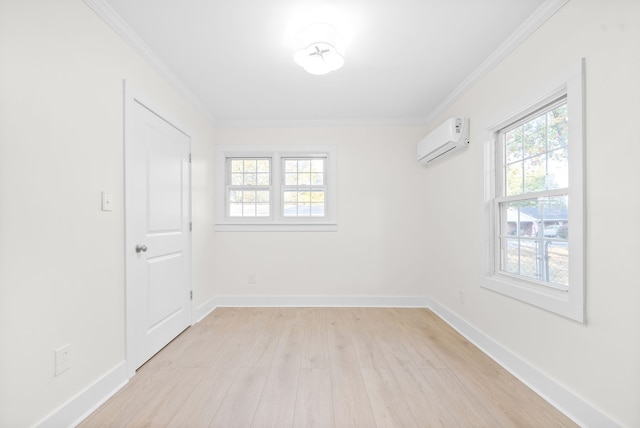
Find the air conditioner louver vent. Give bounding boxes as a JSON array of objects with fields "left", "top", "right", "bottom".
[{"left": 417, "top": 117, "right": 470, "bottom": 167}]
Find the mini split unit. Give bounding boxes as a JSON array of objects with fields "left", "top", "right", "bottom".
[{"left": 417, "top": 117, "right": 470, "bottom": 166}]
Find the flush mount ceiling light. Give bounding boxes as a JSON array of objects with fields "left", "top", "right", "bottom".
[{"left": 294, "top": 23, "right": 345, "bottom": 75}]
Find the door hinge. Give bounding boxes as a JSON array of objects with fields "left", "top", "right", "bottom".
[{"left": 190, "top": 290, "right": 193, "bottom": 300}]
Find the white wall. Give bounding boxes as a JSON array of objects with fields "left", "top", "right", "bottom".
[
  {"left": 421, "top": 1, "right": 640, "bottom": 426},
  {"left": 2, "top": 0, "right": 638, "bottom": 426},
  {"left": 212, "top": 126, "right": 428, "bottom": 298},
  {"left": 0, "top": 1, "right": 217, "bottom": 426}
]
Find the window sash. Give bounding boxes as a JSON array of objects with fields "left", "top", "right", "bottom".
[
  {"left": 226, "top": 157, "right": 271, "bottom": 186},
  {"left": 495, "top": 194, "right": 569, "bottom": 290},
  {"left": 226, "top": 185, "right": 272, "bottom": 218},
  {"left": 495, "top": 96, "right": 568, "bottom": 198},
  {"left": 281, "top": 186, "right": 327, "bottom": 218}
]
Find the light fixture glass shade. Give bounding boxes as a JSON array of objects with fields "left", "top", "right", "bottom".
[{"left": 294, "top": 23, "right": 345, "bottom": 75}]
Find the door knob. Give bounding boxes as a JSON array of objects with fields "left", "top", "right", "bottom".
[{"left": 135, "top": 244, "right": 148, "bottom": 253}]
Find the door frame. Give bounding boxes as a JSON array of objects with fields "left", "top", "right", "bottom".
[{"left": 123, "top": 81, "right": 193, "bottom": 377}]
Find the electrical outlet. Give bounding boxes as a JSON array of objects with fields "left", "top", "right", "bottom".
[
  {"left": 458, "top": 289, "right": 466, "bottom": 304},
  {"left": 55, "top": 344, "right": 71, "bottom": 376},
  {"left": 248, "top": 274, "right": 256, "bottom": 284}
]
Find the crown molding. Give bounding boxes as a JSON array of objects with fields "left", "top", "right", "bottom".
[
  {"left": 214, "top": 117, "right": 430, "bottom": 129},
  {"left": 83, "top": 0, "right": 215, "bottom": 124},
  {"left": 425, "top": 0, "right": 570, "bottom": 124}
]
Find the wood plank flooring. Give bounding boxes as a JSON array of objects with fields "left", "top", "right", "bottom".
[{"left": 80, "top": 308, "right": 577, "bottom": 427}]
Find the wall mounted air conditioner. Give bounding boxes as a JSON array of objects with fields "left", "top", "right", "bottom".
[{"left": 417, "top": 117, "right": 470, "bottom": 166}]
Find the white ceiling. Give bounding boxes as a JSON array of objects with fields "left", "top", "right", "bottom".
[{"left": 100, "top": 0, "right": 550, "bottom": 126}]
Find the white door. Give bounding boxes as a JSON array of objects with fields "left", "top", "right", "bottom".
[{"left": 125, "top": 90, "right": 192, "bottom": 373}]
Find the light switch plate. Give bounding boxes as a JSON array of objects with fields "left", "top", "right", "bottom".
[{"left": 101, "top": 192, "right": 113, "bottom": 211}]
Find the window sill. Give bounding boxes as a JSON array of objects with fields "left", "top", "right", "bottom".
[{"left": 482, "top": 273, "right": 584, "bottom": 323}]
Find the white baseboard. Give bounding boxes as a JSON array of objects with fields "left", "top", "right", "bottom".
[
  {"left": 35, "top": 361, "right": 128, "bottom": 428},
  {"left": 194, "top": 295, "right": 218, "bottom": 323},
  {"left": 425, "top": 297, "right": 621, "bottom": 428},
  {"left": 213, "top": 294, "right": 429, "bottom": 308}
]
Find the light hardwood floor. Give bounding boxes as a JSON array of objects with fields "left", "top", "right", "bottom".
[{"left": 80, "top": 307, "right": 577, "bottom": 427}]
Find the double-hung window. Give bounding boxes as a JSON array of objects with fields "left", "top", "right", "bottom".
[
  {"left": 228, "top": 158, "right": 271, "bottom": 217},
  {"left": 282, "top": 157, "right": 326, "bottom": 217},
  {"left": 216, "top": 145, "right": 337, "bottom": 231},
  {"left": 484, "top": 61, "right": 585, "bottom": 322},
  {"left": 497, "top": 97, "right": 569, "bottom": 287}
]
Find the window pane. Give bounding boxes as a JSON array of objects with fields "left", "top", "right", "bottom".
[
  {"left": 243, "top": 191, "right": 256, "bottom": 203},
  {"left": 299, "top": 160, "right": 311, "bottom": 172},
  {"left": 540, "top": 195, "right": 569, "bottom": 229},
  {"left": 506, "top": 202, "right": 538, "bottom": 237},
  {"left": 257, "top": 159, "right": 270, "bottom": 173},
  {"left": 283, "top": 203, "right": 297, "bottom": 217},
  {"left": 244, "top": 173, "right": 256, "bottom": 185},
  {"left": 285, "top": 173, "right": 297, "bottom": 186},
  {"left": 311, "top": 173, "right": 324, "bottom": 185},
  {"left": 503, "top": 238, "right": 520, "bottom": 274},
  {"left": 298, "top": 191, "right": 310, "bottom": 202},
  {"left": 283, "top": 191, "right": 297, "bottom": 203},
  {"left": 298, "top": 173, "right": 311, "bottom": 185},
  {"left": 547, "top": 104, "right": 568, "bottom": 150},
  {"left": 231, "top": 173, "right": 243, "bottom": 185},
  {"left": 505, "top": 162, "right": 523, "bottom": 196},
  {"left": 244, "top": 160, "right": 257, "bottom": 172},
  {"left": 547, "top": 244, "right": 569, "bottom": 286},
  {"left": 243, "top": 204, "right": 256, "bottom": 216},
  {"left": 256, "top": 190, "right": 270, "bottom": 203},
  {"left": 523, "top": 114, "right": 547, "bottom": 158},
  {"left": 257, "top": 172, "right": 269, "bottom": 185},
  {"left": 285, "top": 160, "right": 297, "bottom": 173},
  {"left": 311, "top": 204, "right": 325, "bottom": 217},
  {"left": 547, "top": 147, "right": 568, "bottom": 189},
  {"left": 230, "top": 203, "right": 243, "bottom": 216},
  {"left": 311, "top": 159, "right": 324, "bottom": 173},
  {"left": 518, "top": 240, "right": 540, "bottom": 280},
  {"left": 298, "top": 203, "right": 311, "bottom": 216},
  {"left": 524, "top": 155, "right": 546, "bottom": 193},
  {"left": 229, "top": 190, "right": 242, "bottom": 203},
  {"left": 256, "top": 203, "right": 270, "bottom": 217},
  {"left": 311, "top": 191, "right": 324, "bottom": 203},
  {"left": 231, "top": 160, "right": 244, "bottom": 173},
  {"left": 505, "top": 127, "right": 523, "bottom": 163}
]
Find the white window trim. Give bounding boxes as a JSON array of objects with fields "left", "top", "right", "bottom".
[
  {"left": 483, "top": 59, "right": 585, "bottom": 322},
  {"left": 215, "top": 144, "right": 337, "bottom": 232}
]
